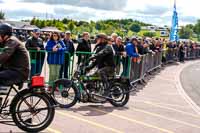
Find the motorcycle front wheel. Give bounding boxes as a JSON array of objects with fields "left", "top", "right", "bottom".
[
  {"left": 53, "top": 81, "right": 79, "bottom": 108},
  {"left": 109, "top": 83, "right": 130, "bottom": 107}
]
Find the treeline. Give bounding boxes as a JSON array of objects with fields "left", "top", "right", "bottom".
[
  {"left": 29, "top": 18, "right": 151, "bottom": 37},
  {"left": 179, "top": 20, "right": 200, "bottom": 41}
]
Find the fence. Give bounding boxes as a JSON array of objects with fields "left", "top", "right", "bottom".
[
  {"left": 1, "top": 46, "right": 200, "bottom": 86},
  {"left": 128, "top": 52, "right": 162, "bottom": 84}
]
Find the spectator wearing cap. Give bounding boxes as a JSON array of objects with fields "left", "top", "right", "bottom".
[
  {"left": 113, "top": 36, "right": 125, "bottom": 75},
  {"left": 59, "top": 31, "right": 75, "bottom": 79},
  {"left": 25, "top": 29, "right": 45, "bottom": 78},
  {"left": 76, "top": 32, "right": 91, "bottom": 65},
  {"left": 45, "top": 32, "right": 67, "bottom": 86},
  {"left": 142, "top": 39, "right": 150, "bottom": 54}
]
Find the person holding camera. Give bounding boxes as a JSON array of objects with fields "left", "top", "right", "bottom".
[{"left": 45, "top": 32, "right": 67, "bottom": 85}]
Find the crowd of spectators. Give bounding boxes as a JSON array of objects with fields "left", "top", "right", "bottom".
[{"left": 13, "top": 29, "right": 200, "bottom": 85}]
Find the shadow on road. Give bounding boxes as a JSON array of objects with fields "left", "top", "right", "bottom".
[{"left": 57, "top": 105, "right": 129, "bottom": 116}]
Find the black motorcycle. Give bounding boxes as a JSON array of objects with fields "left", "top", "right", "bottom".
[{"left": 52, "top": 63, "right": 134, "bottom": 108}]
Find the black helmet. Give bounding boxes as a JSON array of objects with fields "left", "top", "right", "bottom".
[{"left": 0, "top": 23, "right": 13, "bottom": 37}]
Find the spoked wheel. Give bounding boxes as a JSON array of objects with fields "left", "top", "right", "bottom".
[
  {"left": 11, "top": 90, "right": 55, "bottom": 133},
  {"left": 53, "top": 82, "right": 78, "bottom": 108},
  {"left": 109, "top": 83, "right": 130, "bottom": 107}
]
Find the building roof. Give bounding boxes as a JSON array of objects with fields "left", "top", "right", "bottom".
[
  {"left": 21, "top": 24, "right": 39, "bottom": 30},
  {"left": 0, "top": 20, "right": 30, "bottom": 29},
  {"left": 41, "top": 27, "right": 61, "bottom": 32}
]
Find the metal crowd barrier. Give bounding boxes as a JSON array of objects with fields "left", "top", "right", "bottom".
[
  {"left": 28, "top": 50, "right": 72, "bottom": 86},
  {"left": 165, "top": 48, "right": 178, "bottom": 62},
  {"left": 184, "top": 47, "right": 200, "bottom": 59},
  {"left": 2, "top": 45, "right": 200, "bottom": 86},
  {"left": 129, "top": 52, "right": 162, "bottom": 84}
]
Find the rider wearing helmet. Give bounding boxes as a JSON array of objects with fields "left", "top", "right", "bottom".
[
  {"left": 85, "top": 33, "right": 115, "bottom": 96},
  {"left": 0, "top": 23, "right": 30, "bottom": 86}
]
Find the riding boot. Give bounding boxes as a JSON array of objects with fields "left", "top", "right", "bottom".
[{"left": 0, "top": 97, "right": 2, "bottom": 107}]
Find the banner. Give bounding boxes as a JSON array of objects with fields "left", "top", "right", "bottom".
[{"left": 170, "top": 0, "right": 179, "bottom": 42}]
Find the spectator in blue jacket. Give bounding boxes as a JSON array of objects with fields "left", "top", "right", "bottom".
[
  {"left": 45, "top": 32, "right": 67, "bottom": 85},
  {"left": 125, "top": 37, "right": 140, "bottom": 58}
]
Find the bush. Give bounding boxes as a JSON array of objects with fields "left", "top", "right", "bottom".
[{"left": 143, "top": 31, "right": 156, "bottom": 37}]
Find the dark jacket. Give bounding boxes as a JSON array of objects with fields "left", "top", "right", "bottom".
[
  {"left": 25, "top": 36, "right": 45, "bottom": 61},
  {"left": 0, "top": 36, "right": 30, "bottom": 80},
  {"left": 76, "top": 39, "right": 91, "bottom": 64},
  {"left": 137, "top": 43, "right": 144, "bottom": 55},
  {"left": 45, "top": 40, "right": 67, "bottom": 65},
  {"left": 125, "top": 43, "right": 139, "bottom": 57},
  {"left": 76, "top": 39, "right": 91, "bottom": 52},
  {"left": 88, "top": 43, "right": 115, "bottom": 70},
  {"left": 112, "top": 44, "right": 124, "bottom": 55},
  {"left": 112, "top": 44, "right": 125, "bottom": 64},
  {"left": 63, "top": 39, "right": 75, "bottom": 56}
]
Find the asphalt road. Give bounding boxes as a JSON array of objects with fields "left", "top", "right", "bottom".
[
  {"left": 1, "top": 61, "right": 200, "bottom": 133},
  {"left": 180, "top": 61, "right": 200, "bottom": 107}
]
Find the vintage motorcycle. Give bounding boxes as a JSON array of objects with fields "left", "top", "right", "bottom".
[{"left": 52, "top": 63, "right": 134, "bottom": 108}]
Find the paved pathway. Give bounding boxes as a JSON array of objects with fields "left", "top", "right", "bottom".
[{"left": 1, "top": 60, "right": 200, "bottom": 133}]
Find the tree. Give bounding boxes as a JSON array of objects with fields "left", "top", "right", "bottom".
[
  {"left": 30, "top": 17, "right": 36, "bottom": 25},
  {"left": 62, "top": 18, "right": 69, "bottom": 24},
  {"left": 35, "top": 19, "right": 40, "bottom": 27},
  {"left": 194, "top": 20, "right": 200, "bottom": 41},
  {"left": 40, "top": 21, "right": 46, "bottom": 28},
  {"left": 129, "top": 23, "right": 141, "bottom": 33},
  {"left": 179, "top": 26, "right": 193, "bottom": 39},
  {"left": 67, "top": 21, "right": 75, "bottom": 32},
  {"left": 95, "top": 22, "right": 102, "bottom": 30},
  {"left": 0, "top": 10, "right": 5, "bottom": 20}
]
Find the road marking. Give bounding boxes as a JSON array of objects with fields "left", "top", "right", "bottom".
[
  {"left": 89, "top": 107, "right": 174, "bottom": 133},
  {"left": 143, "top": 101, "right": 200, "bottom": 118},
  {"left": 56, "top": 111, "right": 123, "bottom": 133},
  {"left": 33, "top": 122, "right": 61, "bottom": 133},
  {"left": 47, "top": 127, "right": 62, "bottom": 133},
  {"left": 175, "top": 61, "right": 200, "bottom": 115},
  {"left": 134, "top": 99, "right": 190, "bottom": 109},
  {"left": 133, "top": 107, "right": 200, "bottom": 129}
]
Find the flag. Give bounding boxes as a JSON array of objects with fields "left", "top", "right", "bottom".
[{"left": 170, "top": 0, "right": 179, "bottom": 42}]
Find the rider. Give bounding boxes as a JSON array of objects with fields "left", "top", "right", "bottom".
[
  {"left": 0, "top": 23, "right": 30, "bottom": 103},
  {"left": 85, "top": 33, "right": 115, "bottom": 96}
]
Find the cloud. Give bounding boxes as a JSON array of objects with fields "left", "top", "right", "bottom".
[
  {"left": 53, "top": 7, "right": 96, "bottom": 20},
  {"left": 180, "top": 16, "right": 197, "bottom": 24},
  {"left": 19, "top": 0, "right": 128, "bottom": 10},
  {"left": 4, "top": 9, "right": 48, "bottom": 20},
  {"left": 0, "top": 0, "right": 199, "bottom": 26},
  {"left": 137, "top": 5, "right": 169, "bottom": 16}
]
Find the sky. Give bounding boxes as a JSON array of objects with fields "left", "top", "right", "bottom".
[{"left": 0, "top": 0, "right": 199, "bottom": 26}]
